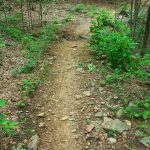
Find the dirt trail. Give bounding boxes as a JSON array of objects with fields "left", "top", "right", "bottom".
[{"left": 33, "top": 21, "right": 91, "bottom": 150}]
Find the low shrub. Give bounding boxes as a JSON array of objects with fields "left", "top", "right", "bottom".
[
  {"left": 0, "top": 99, "right": 17, "bottom": 136},
  {"left": 21, "top": 79, "right": 39, "bottom": 97},
  {"left": 90, "top": 9, "right": 136, "bottom": 70},
  {"left": 124, "top": 97, "right": 150, "bottom": 120}
]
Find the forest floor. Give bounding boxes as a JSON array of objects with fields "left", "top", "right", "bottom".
[{"left": 0, "top": 1, "right": 149, "bottom": 150}]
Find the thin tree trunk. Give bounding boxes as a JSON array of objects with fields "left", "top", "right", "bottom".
[
  {"left": 27, "top": 0, "right": 33, "bottom": 29},
  {"left": 130, "top": 0, "right": 134, "bottom": 36},
  {"left": 27, "top": 0, "right": 31, "bottom": 28},
  {"left": 39, "top": 0, "right": 43, "bottom": 27},
  {"left": 29, "top": 0, "right": 33, "bottom": 29},
  {"left": 142, "top": 4, "right": 150, "bottom": 56},
  {"left": 31, "top": 0, "right": 34, "bottom": 28},
  {"left": 133, "top": 0, "right": 138, "bottom": 37},
  {"left": 2, "top": 0, "right": 8, "bottom": 25},
  {"left": 20, "top": 0, "right": 24, "bottom": 30}
]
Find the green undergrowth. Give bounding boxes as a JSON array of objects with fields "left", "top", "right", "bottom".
[
  {"left": 21, "top": 79, "right": 40, "bottom": 97},
  {"left": 0, "top": 18, "right": 61, "bottom": 74},
  {"left": 0, "top": 99, "right": 17, "bottom": 136},
  {"left": 89, "top": 8, "right": 150, "bottom": 133},
  {"left": 0, "top": 36, "right": 5, "bottom": 65},
  {"left": 66, "top": 3, "right": 99, "bottom": 18}
]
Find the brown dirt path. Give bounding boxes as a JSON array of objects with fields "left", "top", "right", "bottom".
[{"left": 32, "top": 21, "right": 91, "bottom": 150}]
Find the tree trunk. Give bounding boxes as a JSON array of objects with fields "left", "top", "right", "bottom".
[
  {"left": 142, "top": 4, "right": 150, "bottom": 56},
  {"left": 20, "top": 0, "right": 24, "bottom": 30},
  {"left": 39, "top": 0, "right": 43, "bottom": 27},
  {"left": 2, "top": 0, "right": 8, "bottom": 25}
]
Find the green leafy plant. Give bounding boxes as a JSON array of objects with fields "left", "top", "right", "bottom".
[
  {"left": 87, "top": 5, "right": 98, "bottom": 18},
  {"left": 90, "top": 9, "right": 136, "bottom": 70},
  {"left": 0, "top": 99, "right": 17, "bottom": 136},
  {"left": 15, "top": 101, "right": 26, "bottom": 108},
  {"left": 87, "top": 63, "right": 96, "bottom": 72},
  {"left": 124, "top": 97, "right": 150, "bottom": 120},
  {"left": 71, "top": 3, "right": 85, "bottom": 13},
  {"left": 21, "top": 79, "right": 39, "bottom": 97},
  {"left": 0, "top": 36, "right": 5, "bottom": 65},
  {"left": 107, "top": 129, "right": 117, "bottom": 137},
  {"left": 20, "top": 60, "right": 37, "bottom": 73},
  {"left": 11, "top": 146, "right": 26, "bottom": 150},
  {"left": 64, "top": 13, "right": 74, "bottom": 22},
  {"left": 136, "top": 121, "right": 149, "bottom": 133}
]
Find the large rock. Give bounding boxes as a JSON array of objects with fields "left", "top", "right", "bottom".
[
  {"left": 102, "top": 118, "right": 130, "bottom": 133},
  {"left": 140, "top": 137, "right": 150, "bottom": 148},
  {"left": 27, "top": 134, "right": 39, "bottom": 150}
]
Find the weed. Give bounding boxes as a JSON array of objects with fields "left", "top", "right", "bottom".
[
  {"left": 71, "top": 3, "right": 85, "bottom": 13},
  {"left": 21, "top": 79, "right": 39, "bottom": 97},
  {"left": 87, "top": 63, "right": 96, "bottom": 72},
  {"left": 124, "top": 97, "right": 150, "bottom": 120},
  {"left": 0, "top": 99, "right": 17, "bottom": 136},
  {"left": 25, "top": 128, "right": 35, "bottom": 136},
  {"left": 135, "top": 130, "right": 147, "bottom": 138},
  {"left": 15, "top": 101, "right": 26, "bottom": 108},
  {"left": 87, "top": 5, "right": 98, "bottom": 18},
  {"left": 0, "top": 36, "right": 5, "bottom": 65},
  {"left": 20, "top": 60, "right": 37, "bottom": 73},
  {"left": 136, "top": 122, "right": 149, "bottom": 131},
  {"left": 64, "top": 13, "right": 74, "bottom": 22},
  {"left": 11, "top": 146, "right": 25, "bottom": 150},
  {"left": 107, "top": 129, "right": 117, "bottom": 137},
  {"left": 0, "top": 24, "right": 23, "bottom": 40},
  {"left": 7, "top": 12, "right": 22, "bottom": 25}
]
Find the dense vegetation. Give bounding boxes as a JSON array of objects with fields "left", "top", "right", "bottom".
[{"left": 89, "top": 0, "right": 150, "bottom": 139}]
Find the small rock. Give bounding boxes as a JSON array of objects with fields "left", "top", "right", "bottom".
[
  {"left": 72, "top": 129, "right": 76, "bottom": 133},
  {"left": 100, "top": 102, "right": 106, "bottom": 105},
  {"left": 75, "top": 95, "right": 82, "bottom": 100},
  {"left": 95, "top": 112, "right": 103, "bottom": 118},
  {"left": 108, "top": 137, "right": 116, "bottom": 144},
  {"left": 103, "top": 117, "right": 112, "bottom": 123},
  {"left": 37, "top": 112, "right": 45, "bottom": 118},
  {"left": 27, "top": 134, "right": 39, "bottom": 150},
  {"left": 85, "top": 124, "right": 95, "bottom": 133},
  {"left": 140, "top": 137, "right": 150, "bottom": 147},
  {"left": 90, "top": 120, "right": 103, "bottom": 131},
  {"left": 74, "top": 135, "right": 79, "bottom": 139},
  {"left": 76, "top": 68, "right": 85, "bottom": 73},
  {"left": 60, "top": 116, "right": 69, "bottom": 121},
  {"left": 71, "top": 45, "right": 77, "bottom": 48},
  {"left": 99, "top": 87, "right": 103, "bottom": 92},
  {"left": 116, "top": 109, "right": 124, "bottom": 118},
  {"left": 69, "top": 118, "right": 75, "bottom": 121},
  {"left": 124, "top": 144, "right": 128, "bottom": 149},
  {"left": 83, "top": 91, "right": 91, "bottom": 97},
  {"left": 124, "top": 120, "right": 131, "bottom": 129},
  {"left": 114, "top": 96, "right": 118, "bottom": 99},
  {"left": 122, "top": 131, "right": 127, "bottom": 138},
  {"left": 39, "top": 122, "right": 45, "bottom": 128}
]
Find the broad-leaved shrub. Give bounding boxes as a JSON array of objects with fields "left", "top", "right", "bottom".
[{"left": 90, "top": 9, "right": 136, "bottom": 70}]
